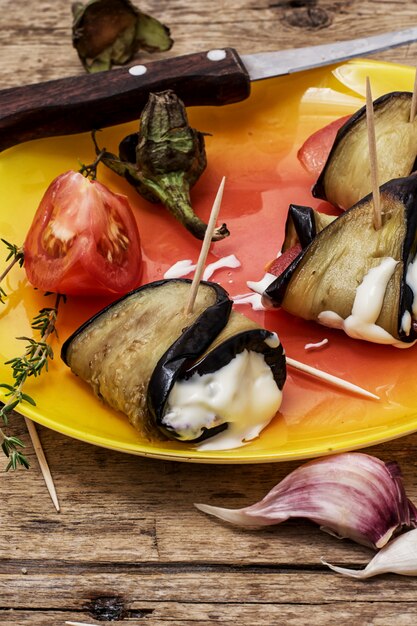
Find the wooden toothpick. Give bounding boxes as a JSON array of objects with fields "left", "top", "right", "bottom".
[
  {"left": 185, "top": 176, "right": 226, "bottom": 314},
  {"left": 24, "top": 417, "right": 60, "bottom": 512},
  {"left": 366, "top": 77, "right": 382, "bottom": 231},
  {"left": 410, "top": 68, "right": 417, "bottom": 123},
  {"left": 286, "top": 357, "right": 379, "bottom": 401}
]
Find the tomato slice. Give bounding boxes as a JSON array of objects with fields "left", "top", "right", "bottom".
[
  {"left": 297, "top": 115, "right": 351, "bottom": 177},
  {"left": 24, "top": 171, "right": 142, "bottom": 296},
  {"left": 266, "top": 243, "right": 302, "bottom": 277}
]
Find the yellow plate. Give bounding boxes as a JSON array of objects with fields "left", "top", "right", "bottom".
[{"left": 1, "top": 59, "right": 417, "bottom": 463}]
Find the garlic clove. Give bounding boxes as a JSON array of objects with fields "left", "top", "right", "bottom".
[
  {"left": 194, "top": 503, "right": 269, "bottom": 527},
  {"left": 195, "top": 453, "right": 417, "bottom": 549},
  {"left": 322, "top": 528, "right": 417, "bottom": 578}
]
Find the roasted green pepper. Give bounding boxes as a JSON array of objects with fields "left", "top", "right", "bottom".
[{"left": 95, "top": 90, "right": 230, "bottom": 241}]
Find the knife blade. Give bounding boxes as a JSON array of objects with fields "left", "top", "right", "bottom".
[
  {"left": 1, "top": 26, "right": 417, "bottom": 152},
  {"left": 241, "top": 26, "right": 417, "bottom": 80}
]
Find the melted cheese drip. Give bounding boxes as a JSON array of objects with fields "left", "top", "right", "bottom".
[
  {"left": 163, "top": 259, "right": 196, "bottom": 279},
  {"left": 162, "top": 349, "right": 282, "bottom": 451},
  {"left": 163, "top": 255, "right": 241, "bottom": 281},
  {"left": 318, "top": 257, "right": 415, "bottom": 348},
  {"left": 232, "top": 292, "right": 266, "bottom": 311},
  {"left": 203, "top": 254, "right": 241, "bottom": 280},
  {"left": 247, "top": 272, "right": 276, "bottom": 295},
  {"left": 304, "top": 338, "right": 329, "bottom": 351}
]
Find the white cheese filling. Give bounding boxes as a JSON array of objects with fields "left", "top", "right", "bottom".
[
  {"left": 318, "top": 256, "right": 415, "bottom": 348},
  {"left": 162, "top": 348, "right": 282, "bottom": 451}
]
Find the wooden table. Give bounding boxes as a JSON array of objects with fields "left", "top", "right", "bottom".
[{"left": 2, "top": 2, "right": 417, "bottom": 624}]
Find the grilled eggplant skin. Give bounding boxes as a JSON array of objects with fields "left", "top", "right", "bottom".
[
  {"left": 264, "top": 174, "right": 417, "bottom": 344},
  {"left": 313, "top": 92, "right": 417, "bottom": 210},
  {"left": 61, "top": 279, "right": 232, "bottom": 439},
  {"left": 149, "top": 311, "right": 286, "bottom": 441},
  {"left": 282, "top": 205, "right": 317, "bottom": 252},
  {"left": 61, "top": 279, "right": 231, "bottom": 364},
  {"left": 281, "top": 204, "right": 336, "bottom": 252}
]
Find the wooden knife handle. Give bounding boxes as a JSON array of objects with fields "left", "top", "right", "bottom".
[{"left": 0, "top": 48, "right": 250, "bottom": 152}]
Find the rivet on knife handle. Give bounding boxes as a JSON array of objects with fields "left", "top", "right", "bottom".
[{"left": 0, "top": 48, "right": 250, "bottom": 152}]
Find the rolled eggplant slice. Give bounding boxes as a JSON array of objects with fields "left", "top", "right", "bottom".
[
  {"left": 264, "top": 174, "right": 417, "bottom": 347},
  {"left": 313, "top": 92, "right": 417, "bottom": 210},
  {"left": 62, "top": 280, "right": 231, "bottom": 439},
  {"left": 61, "top": 279, "right": 286, "bottom": 446}
]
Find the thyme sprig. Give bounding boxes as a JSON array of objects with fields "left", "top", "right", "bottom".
[
  {"left": 0, "top": 293, "right": 63, "bottom": 471},
  {"left": 0, "top": 239, "right": 24, "bottom": 304}
]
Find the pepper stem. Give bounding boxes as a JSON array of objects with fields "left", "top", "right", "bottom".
[
  {"left": 79, "top": 136, "right": 107, "bottom": 180},
  {"left": 144, "top": 172, "right": 229, "bottom": 241}
]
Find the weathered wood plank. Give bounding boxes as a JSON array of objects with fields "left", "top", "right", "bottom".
[
  {"left": 2, "top": 567, "right": 417, "bottom": 606},
  {"left": 3, "top": 602, "right": 417, "bottom": 626},
  {"left": 2, "top": 418, "right": 417, "bottom": 565}
]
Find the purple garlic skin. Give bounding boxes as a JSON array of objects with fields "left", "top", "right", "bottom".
[{"left": 195, "top": 452, "right": 417, "bottom": 549}]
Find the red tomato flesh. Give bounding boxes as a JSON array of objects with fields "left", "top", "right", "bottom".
[
  {"left": 24, "top": 171, "right": 142, "bottom": 296},
  {"left": 267, "top": 243, "right": 302, "bottom": 277},
  {"left": 297, "top": 115, "right": 350, "bottom": 177}
]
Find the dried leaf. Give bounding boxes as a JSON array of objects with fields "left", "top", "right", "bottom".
[{"left": 72, "top": 0, "right": 173, "bottom": 73}]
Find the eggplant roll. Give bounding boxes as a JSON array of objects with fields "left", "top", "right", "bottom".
[
  {"left": 264, "top": 174, "right": 417, "bottom": 347},
  {"left": 313, "top": 92, "right": 417, "bottom": 210},
  {"left": 61, "top": 279, "right": 286, "bottom": 446}
]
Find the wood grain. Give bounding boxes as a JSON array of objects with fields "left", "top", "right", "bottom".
[
  {"left": 3, "top": 417, "right": 417, "bottom": 625},
  {"left": 2, "top": 1, "right": 417, "bottom": 89},
  {"left": 2, "top": 1, "right": 417, "bottom": 624}
]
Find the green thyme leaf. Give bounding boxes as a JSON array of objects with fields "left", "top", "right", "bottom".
[{"left": 0, "top": 292, "right": 64, "bottom": 471}]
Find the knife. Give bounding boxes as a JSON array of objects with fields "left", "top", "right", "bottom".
[{"left": 2, "top": 26, "right": 417, "bottom": 152}]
